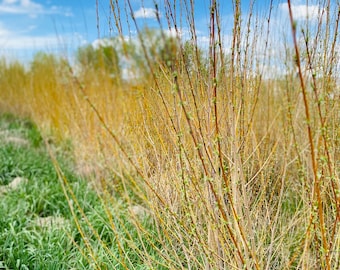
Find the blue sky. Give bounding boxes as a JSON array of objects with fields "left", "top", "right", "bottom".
[{"left": 0, "top": 0, "right": 336, "bottom": 65}]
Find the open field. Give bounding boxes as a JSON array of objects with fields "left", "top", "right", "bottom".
[{"left": 0, "top": 0, "right": 339, "bottom": 269}]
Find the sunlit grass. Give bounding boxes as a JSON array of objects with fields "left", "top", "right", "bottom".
[{"left": 0, "top": 0, "right": 339, "bottom": 268}]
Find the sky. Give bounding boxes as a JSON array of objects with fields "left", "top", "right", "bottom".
[{"left": 0, "top": 0, "right": 337, "bottom": 67}]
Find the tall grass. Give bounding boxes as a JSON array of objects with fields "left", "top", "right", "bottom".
[{"left": 0, "top": 0, "right": 339, "bottom": 268}]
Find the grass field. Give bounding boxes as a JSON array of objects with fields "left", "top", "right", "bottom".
[
  {"left": 0, "top": 114, "right": 165, "bottom": 269},
  {"left": 0, "top": 0, "right": 339, "bottom": 269}
]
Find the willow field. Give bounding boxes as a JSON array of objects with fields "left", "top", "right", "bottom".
[{"left": 0, "top": 1, "right": 339, "bottom": 269}]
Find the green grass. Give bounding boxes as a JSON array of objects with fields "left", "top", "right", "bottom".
[{"left": 0, "top": 114, "right": 165, "bottom": 270}]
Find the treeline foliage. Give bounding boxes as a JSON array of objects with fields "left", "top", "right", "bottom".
[
  {"left": 74, "top": 28, "right": 208, "bottom": 82},
  {"left": 76, "top": 42, "right": 121, "bottom": 81},
  {"left": 1, "top": 28, "right": 207, "bottom": 88}
]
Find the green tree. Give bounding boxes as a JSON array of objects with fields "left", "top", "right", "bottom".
[{"left": 76, "top": 41, "right": 121, "bottom": 81}]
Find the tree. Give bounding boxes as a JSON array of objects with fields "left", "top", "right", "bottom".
[{"left": 76, "top": 41, "right": 121, "bottom": 82}]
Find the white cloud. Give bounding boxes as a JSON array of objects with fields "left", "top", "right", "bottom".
[
  {"left": 163, "top": 27, "right": 191, "bottom": 39},
  {"left": 1, "top": 34, "right": 61, "bottom": 50},
  {"left": 0, "top": 1, "right": 76, "bottom": 55},
  {"left": 0, "top": 22, "right": 10, "bottom": 36},
  {"left": 0, "top": 23, "right": 82, "bottom": 52},
  {"left": 279, "top": 2, "right": 323, "bottom": 21},
  {"left": 164, "top": 27, "right": 178, "bottom": 38},
  {"left": 134, "top": 7, "right": 159, "bottom": 19},
  {"left": 92, "top": 38, "right": 115, "bottom": 49},
  {"left": 3, "top": 0, "right": 18, "bottom": 4},
  {"left": 0, "top": 0, "right": 73, "bottom": 16},
  {"left": 0, "top": 0, "right": 43, "bottom": 14}
]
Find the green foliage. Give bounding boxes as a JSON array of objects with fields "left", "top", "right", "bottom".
[
  {"left": 181, "top": 40, "right": 209, "bottom": 77},
  {"left": 76, "top": 41, "right": 121, "bottom": 81}
]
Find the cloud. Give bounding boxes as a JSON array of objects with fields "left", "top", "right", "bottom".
[
  {"left": 163, "top": 27, "right": 191, "bottom": 38},
  {"left": 0, "top": 22, "right": 10, "bottom": 36},
  {"left": 92, "top": 38, "right": 116, "bottom": 49},
  {"left": 0, "top": 0, "right": 43, "bottom": 14},
  {"left": 1, "top": 34, "right": 61, "bottom": 50},
  {"left": 0, "top": 0, "right": 73, "bottom": 16},
  {"left": 0, "top": 0, "right": 76, "bottom": 56},
  {"left": 134, "top": 7, "right": 159, "bottom": 19},
  {"left": 0, "top": 23, "right": 81, "bottom": 52},
  {"left": 279, "top": 2, "right": 323, "bottom": 21}
]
